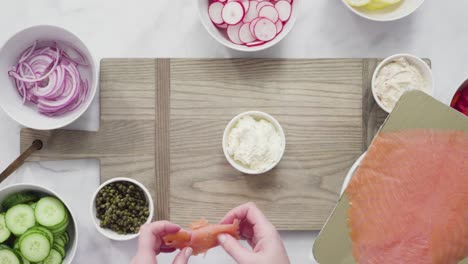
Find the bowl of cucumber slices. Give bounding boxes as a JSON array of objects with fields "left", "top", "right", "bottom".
[{"left": 0, "top": 183, "right": 77, "bottom": 264}]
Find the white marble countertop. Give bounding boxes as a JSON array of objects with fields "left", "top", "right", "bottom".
[{"left": 0, "top": 0, "right": 467, "bottom": 263}]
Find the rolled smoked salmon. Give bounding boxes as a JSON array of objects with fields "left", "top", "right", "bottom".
[
  {"left": 163, "top": 219, "right": 240, "bottom": 255},
  {"left": 346, "top": 129, "right": 468, "bottom": 264}
]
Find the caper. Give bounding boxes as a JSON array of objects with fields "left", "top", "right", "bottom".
[{"left": 95, "top": 181, "right": 150, "bottom": 234}]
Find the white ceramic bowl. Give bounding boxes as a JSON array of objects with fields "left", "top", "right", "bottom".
[
  {"left": 342, "top": 0, "right": 425, "bottom": 22},
  {"left": 198, "top": 0, "right": 298, "bottom": 52},
  {"left": 0, "top": 25, "right": 98, "bottom": 130},
  {"left": 372, "top": 53, "right": 434, "bottom": 113},
  {"left": 90, "top": 177, "right": 154, "bottom": 241},
  {"left": 223, "top": 111, "right": 286, "bottom": 174},
  {"left": 0, "top": 183, "right": 78, "bottom": 264},
  {"left": 340, "top": 152, "right": 367, "bottom": 195}
]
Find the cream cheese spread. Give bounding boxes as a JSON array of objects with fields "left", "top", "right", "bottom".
[
  {"left": 375, "top": 57, "right": 429, "bottom": 111},
  {"left": 226, "top": 115, "right": 282, "bottom": 172}
]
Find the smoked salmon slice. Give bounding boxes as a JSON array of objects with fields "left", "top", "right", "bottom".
[
  {"left": 163, "top": 219, "right": 240, "bottom": 255},
  {"left": 346, "top": 129, "right": 468, "bottom": 264}
]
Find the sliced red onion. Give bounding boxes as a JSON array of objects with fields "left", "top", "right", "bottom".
[
  {"left": 8, "top": 41, "right": 89, "bottom": 117},
  {"left": 9, "top": 47, "right": 60, "bottom": 83},
  {"left": 18, "top": 41, "right": 37, "bottom": 64}
]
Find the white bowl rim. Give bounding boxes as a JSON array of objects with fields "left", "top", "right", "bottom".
[
  {"left": 340, "top": 152, "right": 367, "bottom": 195},
  {"left": 198, "top": 0, "right": 298, "bottom": 52},
  {"left": 222, "top": 110, "right": 286, "bottom": 175},
  {"left": 90, "top": 177, "right": 154, "bottom": 241},
  {"left": 371, "top": 53, "right": 434, "bottom": 113},
  {"left": 341, "top": 0, "right": 426, "bottom": 22},
  {"left": 0, "top": 24, "right": 98, "bottom": 130},
  {"left": 0, "top": 183, "right": 78, "bottom": 264}
]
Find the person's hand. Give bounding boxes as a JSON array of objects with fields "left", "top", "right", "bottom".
[
  {"left": 217, "top": 202, "right": 290, "bottom": 264},
  {"left": 131, "top": 221, "right": 192, "bottom": 264}
]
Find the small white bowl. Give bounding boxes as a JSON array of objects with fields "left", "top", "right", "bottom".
[
  {"left": 372, "top": 53, "right": 434, "bottom": 113},
  {"left": 198, "top": 0, "right": 299, "bottom": 52},
  {"left": 0, "top": 183, "right": 78, "bottom": 264},
  {"left": 90, "top": 177, "right": 154, "bottom": 241},
  {"left": 342, "top": 0, "right": 425, "bottom": 22},
  {"left": 223, "top": 111, "right": 286, "bottom": 174},
  {"left": 0, "top": 25, "right": 98, "bottom": 130},
  {"left": 340, "top": 152, "right": 367, "bottom": 195}
]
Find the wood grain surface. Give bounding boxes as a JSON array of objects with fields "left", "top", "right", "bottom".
[{"left": 19, "top": 58, "right": 408, "bottom": 230}]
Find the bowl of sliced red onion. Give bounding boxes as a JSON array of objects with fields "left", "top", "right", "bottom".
[
  {"left": 0, "top": 25, "right": 97, "bottom": 130},
  {"left": 199, "top": 0, "right": 297, "bottom": 52}
]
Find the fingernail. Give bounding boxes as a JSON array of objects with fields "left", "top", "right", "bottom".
[
  {"left": 218, "top": 234, "right": 226, "bottom": 244},
  {"left": 185, "top": 247, "right": 193, "bottom": 257}
]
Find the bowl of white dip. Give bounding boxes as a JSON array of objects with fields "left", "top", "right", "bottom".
[
  {"left": 223, "top": 111, "right": 286, "bottom": 174},
  {"left": 372, "top": 54, "right": 434, "bottom": 113}
]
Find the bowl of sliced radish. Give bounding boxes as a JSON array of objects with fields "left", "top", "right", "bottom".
[
  {"left": 200, "top": 0, "right": 297, "bottom": 51},
  {"left": 0, "top": 25, "right": 97, "bottom": 130},
  {"left": 0, "top": 183, "right": 77, "bottom": 264}
]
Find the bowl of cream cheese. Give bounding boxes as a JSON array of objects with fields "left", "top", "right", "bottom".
[
  {"left": 223, "top": 111, "right": 286, "bottom": 174},
  {"left": 372, "top": 54, "right": 434, "bottom": 113}
]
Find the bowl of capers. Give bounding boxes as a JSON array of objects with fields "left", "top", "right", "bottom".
[{"left": 90, "top": 177, "right": 154, "bottom": 241}]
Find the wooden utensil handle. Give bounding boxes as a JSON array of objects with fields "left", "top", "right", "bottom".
[{"left": 0, "top": 140, "right": 43, "bottom": 183}]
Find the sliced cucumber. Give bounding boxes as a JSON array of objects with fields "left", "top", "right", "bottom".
[
  {"left": 20, "top": 255, "right": 30, "bottom": 264},
  {"left": 19, "top": 233, "right": 50, "bottom": 262},
  {"left": 32, "top": 227, "right": 53, "bottom": 246},
  {"left": 49, "top": 212, "right": 68, "bottom": 232},
  {"left": 54, "top": 237, "right": 65, "bottom": 248},
  {"left": 29, "top": 203, "right": 37, "bottom": 210},
  {"left": 51, "top": 244, "right": 65, "bottom": 259},
  {"left": 2, "top": 192, "right": 39, "bottom": 210},
  {"left": 34, "top": 198, "right": 66, "bottom": 228},
  {"left": 0, "top": 215, "right": 11, "bottom": 243},
  {"left": 0, "top": 248, "right": 21, "bottom": 264},
  {"left": 51, "top": 225, "right": 68, "bottom": 239},
  {"left": 5, "top": 205, "right": 35, "bottom": 236},
  {"left": 61, "top": 232, "right": 69, "bottom": 245},
  {"left": 39, "top": 249, "right": 61, "bottom": 264},
  {"left": 13, "top": 240, "right": 19, "bottom": 250}
]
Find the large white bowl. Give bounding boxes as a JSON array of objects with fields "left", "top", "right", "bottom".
[
  {"left": 223, "top": 111, "right": 286, "bottom": 174},
  {"left": 0, "top": 183, "right": 78, "bottom": 264},
  {"left": 372, "top": 53, "right": 434, "bottom": 113},
  {"left": 341, "top": 0, "right": 425, "bottom": 22},
  {"left": 198, "top": 0, "right": 299, "bottom": 52},
  {"left": 0, "top": 25, "right": 98, "bottom": 130},
  {"left": 90, "top": 177, "right": 154, "bottom": 241}
]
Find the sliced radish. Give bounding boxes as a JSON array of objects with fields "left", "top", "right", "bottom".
[
  {"left": 208, "top": 0, "right": 293, "bottom": 48},
  {"left": 275, "top": 0, "right": 291, "bottom": 22},
  {"left": 228, "top": 0, "right": 250, "bottom": 12},
  {"left": 243, "top": 1, "right": 259, "bottom": 23},
  {"left": 249, "top": 17, "right": 262, "bottom": 35},
  {"left": 258, "top": 5, "right": 279, "bottom": 22},
  {"left": 246, "top": 40, "right": 265, "bottom": 47},
  {"left": 209, "top": 2, "right": 225, "bottom": 25},
  {"left": 275, "top": 20, "right": 283, "bottom": 34},
  {"left": 216, "top": 23, "right": 228, "bottom": 29},
  {"left": 222, "top": 1, "right": 245, "bottom": 25},
  {"left": 227, "top": 23, "right": 244, "bottom": 44},
  {"left": 239, "top": 23, "right": 256, "bottom": 43},
  {"left": 257, "top": 1, "right": 274, "bottom": 11},
  {"left": 253, "top": 18, "right": 277, "bottom": 41}
]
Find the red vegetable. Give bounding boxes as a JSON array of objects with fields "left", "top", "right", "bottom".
[
  {"left": 8, "top": 41, "right": 89, "bottom": 117},
  {"left": 208, "top": 0, "right": 293, "bottom": 47},
  {"left": 451, "top": 80, "right": 468, "bottom": 116}
]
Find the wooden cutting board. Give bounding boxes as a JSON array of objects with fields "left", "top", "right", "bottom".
[{"left": 20, "top": 58, "right": 406, "bottom": 230}]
